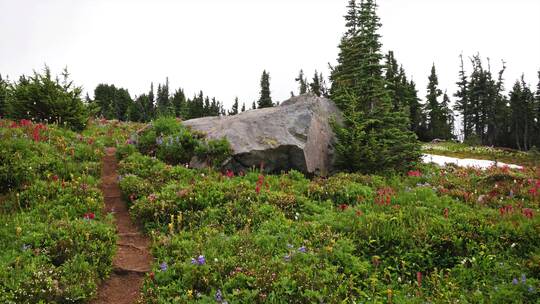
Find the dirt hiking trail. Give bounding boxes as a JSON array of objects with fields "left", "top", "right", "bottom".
[{"left": 91, "top": 147, "right": 152, "bottom": 304}]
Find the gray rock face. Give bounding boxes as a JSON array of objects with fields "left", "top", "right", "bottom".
[{"left": 183, "top": 94, "right": 342, "bottom": 175}]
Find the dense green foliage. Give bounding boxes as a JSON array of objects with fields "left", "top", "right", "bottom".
[
  {"left": 117, "top": 147, "right": 540, "bottom": 303},
  {"left": 0, "top": 119, "right": 131, "bottom": 303},
  {"left": 2, "top": 67, "right": 88, "bottom": 131},
  {"left": 126, "top": 117, "right": 231, "bottom": 168},
  {"left": 330, "top": 0, "right": 421, "bottom": 173}
]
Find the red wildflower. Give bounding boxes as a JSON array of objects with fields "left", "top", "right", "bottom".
[
  {"left": 443, "top": 208, "right": 449, "bottom": 219},
  {"left": 20, "top": 119, "right": 32, "bottom": 127},
  {"left": 52, "top": 175, "right": 59, "bottom": 182},
  {"left": 9, "top": 121, "right": 18, "bottom": 128},
  {"left": 339, "top": 204, "right": 348, "bottom": 211},
  {"left": 256, "top": 174, "right": 265, "bottom": 194},
  {"left": 407, "top": 170, "right": 422, "bottom": 177},
  {"left": 356, "top": 210, "right": 364, "bottom": 217},
  {"left": 225, "top": 170, "right": 234, "bottom": 178},
  {"left": 149, "top": 271, "right": 155, "bottom": 281},
  {"left": 83, "top": 212, "right": 95, "bottom": 220},
  {"left": 129, "top": 194, "right": 136, "bottom": 202},
  {"left": 523, "top": 208, "right": 534, "bottom": 219},
  {"left": 416, "top": 272, "right": 423, "bottom": 288}
]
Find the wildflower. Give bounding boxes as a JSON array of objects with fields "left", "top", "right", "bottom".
[
  {"left": 407, "top": 170, "right": 422, "bottom": 177},
  {"left": 148, "top": 194, "right": 157, "bottom": 202},
  {"left": 191, "top": 255, "right": 206, "bottom": 265},
  {"left": 129, "top": 194, "right": 136, "bottom": 202},
  {"left": 156, "top": 136, "right": 163, "bottom": 145},
  {"left": 215, "top": 289, "right": 223, "bottom": 302},
  {"left": 21, "top": 244, "right": 31, "bottom": 251},
  {"left": 417, "top": 272, "right": 422, "bottom": 288},
  {"left": 149, "top": 271, "right": 155, "bottom": 281},
  {"left": 83, "top": 212, "right": 95, "bottom": 220},
  {"left": 528, "top": 286, "right": 534, "bottom": 293},
  {"left": 338, "top": 204, "right": 348, "bottom": 211},
  {"left": 523, "top": 208, "right": 534, "bottom": 219},
  {"left": 512, "top": 278, "right": 518, "bottom": 285},
  {"left": 298, "top": 246, "right": 307, "bottom": 253},
  {"left": 356, "top": 210, "right": 364, "bottom": 217},
  {"left": 443, "top": 207, "right": 449, "bottom": 219},
  {"left": 52, "top": 175, "right": 59, "bottom": 182},
  {"left": 160, "top": 262, "right": 168, "bottom": 272},
  {"left": 521, "top": 274, "right": 526, "bottom": 284},
  {"left": 225, "top": 170, "right": 234, "bottom": 178},
  {"left": 284, "top": 254, "right": 291, "bottom": 262},
  {"left": 287, "top": 244, "right": 294, "bottom": 249}
]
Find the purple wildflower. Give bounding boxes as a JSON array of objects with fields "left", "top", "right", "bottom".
[
  {"left": 298, "top": 246, "right": 307, "bottom": 253},
  {"left": 160, "top": 262, "right": 168, "bottom": 272},
  {"left": 512, "top": 278, "right": 519, "bottom": 285},
  {"left": 197, "top": 255, "right": 206, "bottom": 265},
  {"left": 529, "top": 286, "right": 534, "bottom": 293},
  {"left": 215, "top": 289, "right": 223, "bottom": 302},
  {"left": 284, "top": 254, "right": 291, "bottom": 262},
  {"left": 156, "top": 136, "right": 163, "bottom": 145},
  {"left": 191, "top": 258, "right": 197, "bottom": 265},
  {"left": 21, "top": 244, "right": 31, "bottom": 251},
  {"left": 287, "top": 244, "right": 294, "bottom": 249}
]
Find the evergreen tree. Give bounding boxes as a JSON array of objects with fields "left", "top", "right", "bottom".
[
  {"left": 6, "top": 66, "right": 88, "bottom": 130},
  {"left": 296, "top": 70, "right": 308, "bottom": 95},
  {"left": 252, "top": 101, "right": 256, "bottom": 110},
  {"left": 406, "top": 80, "right": 425, "bottom": 138},
  {"left": 257, "top": 70, "right": 273, "bottom": 108},
  {"left": 128, "top": 94, "right": 146, "bottom": 122},
  {"left": 330, "top": 0, "right": 420, "bottom": 173},
  {"left": 229, "top": 97, "right": 239, "bottom": 115},
  {"left": 0, "top": 74, "right": 8, "bottom": 117},
  {"left": 156, "top": 78, "right": 172, "bottom": 116},
  {"left": 145, "top": 83, "right": 156, "bottom": 121},
  {"left": 454, "top": 54, "right": 471, "bottom": 141},
  {"left": 171, "top": 88, "right": 186, "bottom": 118},
  {"left": 309, "top": 70, "right": 322, "bottom": 96},
  {"left": 424, "top": 64, "right": 452, "bottom": 140},
  {"left": 241, "top": 102, "right": 246, "bottom": 112}
]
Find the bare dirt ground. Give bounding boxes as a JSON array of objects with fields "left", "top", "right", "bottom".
[{"left": 91, "top": 147, "right": 152, "bottom": 304}]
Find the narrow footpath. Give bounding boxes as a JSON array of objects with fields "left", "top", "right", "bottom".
[{"left": 91, "top": 147, "right": 152, "bottom": 304}]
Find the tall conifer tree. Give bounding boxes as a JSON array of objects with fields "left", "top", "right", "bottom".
[
  {"left": 257, "top": 70, "right": 273, "bottom": 108},
  {"left": 330, "top": 0, "right": 420, "bottom": 173}
]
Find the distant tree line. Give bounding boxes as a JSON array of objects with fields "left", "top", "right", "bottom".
[{"left": 1, "top": 0, "right": 538, "bottom": 154}]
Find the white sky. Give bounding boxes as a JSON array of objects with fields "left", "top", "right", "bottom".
[{"left": 1, "top": 0, "right": 539, "bottom": 109}]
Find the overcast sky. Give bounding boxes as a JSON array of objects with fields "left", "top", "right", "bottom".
[{"left": 1, "top": 0, "right": 539, "bottom": 109}]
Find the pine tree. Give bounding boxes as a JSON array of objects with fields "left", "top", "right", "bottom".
[
  {"left": 330, "top": 0, "right": 420, "bottom": 173},
  {"left": 145, "top": 83, "right": 156, "bottom": 121},
  {"left": 171, "top": 88, "right": 186, "bottom": 119},
  {"left": 241, "top": 102, "right": 246, "bottom": 112},
  {"left": 0, "top": 74, "right": 8, "bottom": 117},
  {"left": 156, "top": 78, "right": 172, "bottom": 117},
  {"left": 424, "top": 64, "right": 452, "bottom": 140},
  {"left": 258, "top": 70, "right": 273, "bottom": 108},
  {"left": 296, "top": 70, "right": 308, "bottom": 95},
  {"left": 454, "top": 54, "right": 471, "bottom": 141},
  {"left": 310, "top": 70, "right": 322, "bottom": 96},
  {"left": 229, "top": 97, "right": 239, "bottom": 115}
]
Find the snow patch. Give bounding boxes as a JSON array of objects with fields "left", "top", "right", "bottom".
[{"left": 422, "top": 154, "right": 523, "bottom": 170}]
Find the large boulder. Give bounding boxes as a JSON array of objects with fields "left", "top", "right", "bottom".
[{"left": 183, "top": 93, "right": 342, "bottom": 175}]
